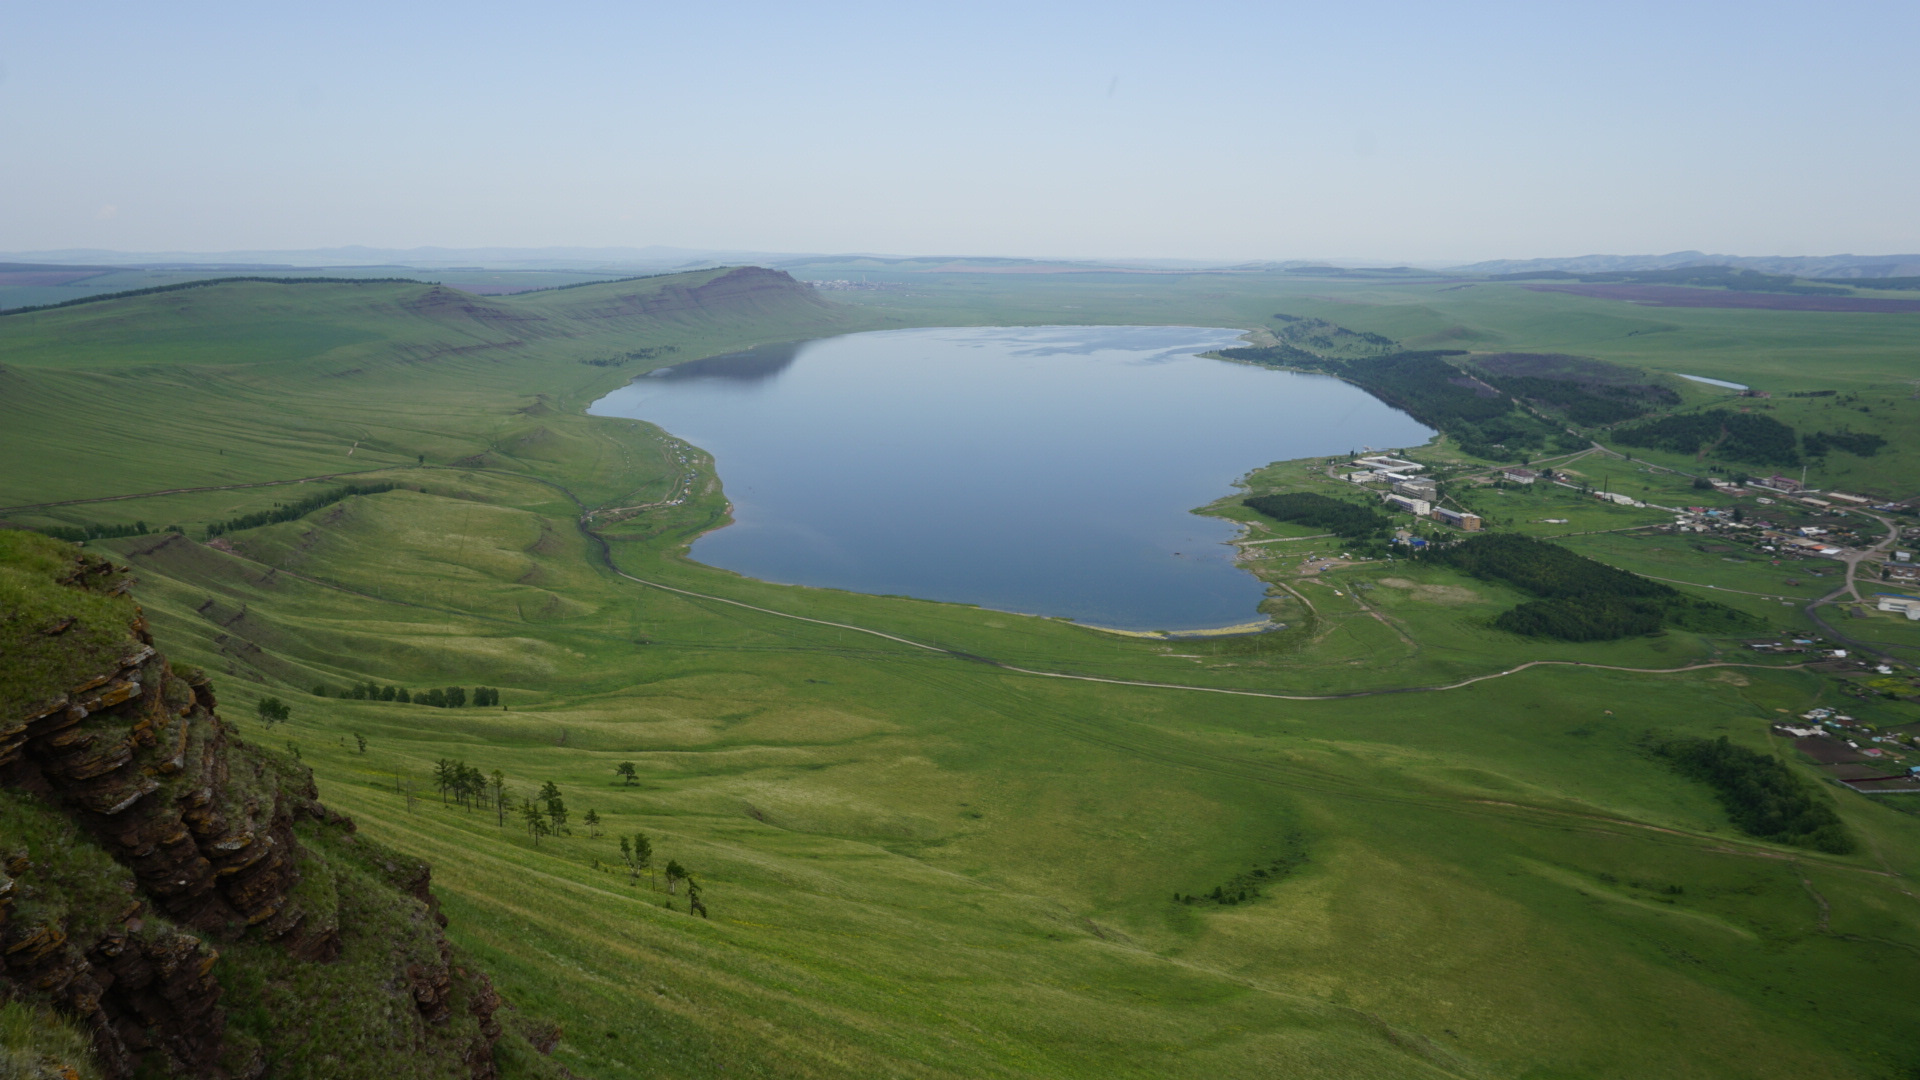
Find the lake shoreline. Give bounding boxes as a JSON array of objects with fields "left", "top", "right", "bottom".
[{"left": 589, "top": 325, "right": 1433, "bottom": 631}]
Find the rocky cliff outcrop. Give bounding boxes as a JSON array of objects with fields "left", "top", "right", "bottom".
[{"left": 0, "top": 534, "right": 506, "bottom": 1079}]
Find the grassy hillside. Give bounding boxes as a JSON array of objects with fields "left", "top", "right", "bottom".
[{"left": 3, "top": 269, "right": 1918, "bottom": 1078}]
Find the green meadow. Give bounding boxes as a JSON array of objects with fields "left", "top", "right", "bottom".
[{"left": 4, "top": 269, "right": 1919, "bottom": 1078}]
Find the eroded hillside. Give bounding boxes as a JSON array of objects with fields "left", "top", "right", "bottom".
[{"left": 0, "top": 530, "right": 556, "bottom": 1079}]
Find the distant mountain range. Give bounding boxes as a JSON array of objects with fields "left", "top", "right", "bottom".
[
  {"left": 8, "top": 246, "right": 1920, "bottom": 280},
  {"left": 1447, "top": 251, "right": 1920, "bottom": 279},
  {"left": 0, "top": 245, "right": 806, "bottom": 271}
]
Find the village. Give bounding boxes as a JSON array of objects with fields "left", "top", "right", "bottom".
[
  {"left": 1774, "top": 703, "right": 1920, "bottom": 793},
  {"left": 1336, "top": 451, "right": 1920, "bottom": 603},
  {"left": 1314, "top": 447, "right": 1920, "bottom": 797}
]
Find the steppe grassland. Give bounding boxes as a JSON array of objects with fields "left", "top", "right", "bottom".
[{"left": 3, "top": 272, "right": 1918, "bottom": 1077}]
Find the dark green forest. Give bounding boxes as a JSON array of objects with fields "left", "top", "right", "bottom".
[
  {"left": 1612, "top": 410, "right": 1801, "bottom": 467},
  {"left": 1803, "top": 430, "right": 1887, "bottom": 457},
  {"left": 1653, "top": 736, "right": 1855, "bottom": 853},
  {"left": 1218, "top": 346, "right": 1573, "bottom": 460},
  {"left": 1426, "top": 533, "right": 1756, "bottom": 640},
  {"left": 1473, "top": 373, "right": 1676, "bottom": 426},
  {"left": 1243, "top": 492, "right": 1388, "bottom": 539},
  {"left": 205, "top": 483, "right": 397, "bottom": 538},
  {"left": 31, "top": 520, "right": 169, "bottom": 543}
]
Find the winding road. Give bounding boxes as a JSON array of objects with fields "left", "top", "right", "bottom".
[{"left": 1802, "top": 511, "right": 1915, "bottom": 661}]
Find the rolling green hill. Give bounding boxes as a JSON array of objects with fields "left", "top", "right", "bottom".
[{"left": 3, "top": 269, "right": 1918, "bottom": 1079}]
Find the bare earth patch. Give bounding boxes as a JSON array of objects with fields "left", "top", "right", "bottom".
[{"left": 1378, "top": 577, "right": 1480, "bottom": 604}]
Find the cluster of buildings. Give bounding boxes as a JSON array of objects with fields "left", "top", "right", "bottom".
[
  {"left": 1344, "top": 455, "right": 1426, "bottom": 484},
  {"left": 1884, "top": 549, "right": 1919, "bottom": 587},
  {"left": 1662, "top": 507, "right": 1857, "bottom": 560},
  {"left": 1734, "top": 474, "right": 1897, "bottom": 513},
  {"left": 1344, "top": 457, "right": 1484, "bottom": 531},
  {"left": 803, "top": 279, "right": 905, "bottom": 292},
  {"left": 1780, "top": 707, "right": 1918, "bottom": 758}
]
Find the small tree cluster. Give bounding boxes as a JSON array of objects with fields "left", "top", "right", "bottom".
[
  {"left": 659, "top": 860, "right": 706, "bottom": 916},
  {"left": 422, "top": 687, "right": 468, "bottom": 708},
  {"left": 433, "top": 759, "right": 496, "bottom": 812},
  {"left": 619, "top": 833, "right": 653, "bottom": 886},
  {"left": 342, "top": 682, "right": 410, "bottom": 702},
  {"left": 255, "top": 697, "right": 290, "bottom": 726},
  {"left": 322, "top": 685, "right": 501, "bottom": 707},
  {"left": 519, "top": 798, "right": 550, "bottom": 845}
]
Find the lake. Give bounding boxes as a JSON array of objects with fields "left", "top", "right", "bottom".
[{"left": 587, "top": 326, "right": 1433, "bottom": 631}]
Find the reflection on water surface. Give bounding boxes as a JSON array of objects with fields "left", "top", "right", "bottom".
[{"left": 589, "top": 326, "right": 1432, "bottom": 630}]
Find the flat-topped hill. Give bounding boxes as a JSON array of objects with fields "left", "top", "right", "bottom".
[{"left": 0, "top": 266, "right": 839, "bottom": 374}]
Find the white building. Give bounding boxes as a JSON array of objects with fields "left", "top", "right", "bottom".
[
  {"left": 1392, "top": 478, "right": 1438, "bottom": 500},
  {"left": 1383, "top": 493, "right": 1431, "bottom": 516},
  {"left": 1354, "top": 455, "right": 1424, "bottom": 473},
  {"left": 1876, "top": 595, "right": 1920, "bottom": 620}
]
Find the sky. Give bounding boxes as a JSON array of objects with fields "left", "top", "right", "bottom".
[{"left": 3, "top": 0, "right": 1916, "bottom": 264}]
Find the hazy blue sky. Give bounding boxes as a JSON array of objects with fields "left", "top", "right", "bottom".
[{"left": 3, "top": 0, "right": 1915, "bottom": 262}]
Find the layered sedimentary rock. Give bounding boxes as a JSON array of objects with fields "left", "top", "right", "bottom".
[{"left": 0, "top": 543, "right": 504, "bottom": 1079}]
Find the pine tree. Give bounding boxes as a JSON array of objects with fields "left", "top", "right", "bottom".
[
  {"left": 583, "top": 809, "right": 601, "bottom": 838},
  {"left": 636, "top": 834, "right": 653, "bottom": 886},
  {"left": 490, "top": 771, "right": 508, "bottom": 827},
  {"left": 456, "top": 763, "right": 484, "bottom": 811},
  {"left": 396, "top": 688, "right": 411, "bottom": 704},
  {"left": 520, "top": 799, "right": 548, "bottom": 845},
  {"left": 353, "top": 732, "right": 367, "bottom": 754},
  {"left": 432, "top": 759, "right": 454, "bottom": 805},
  {"left": 615, "top": 762, "right": 638, "bottom": 786}
]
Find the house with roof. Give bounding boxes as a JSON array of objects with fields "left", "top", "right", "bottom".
[
  {"left": 1876, "top": 595, "right": 1920, "bottom": 620},
  {"left": 1432, "top": 506, "right": 1482, "bottom": 531}
]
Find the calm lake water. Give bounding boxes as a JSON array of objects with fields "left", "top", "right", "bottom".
[{"left": 588, "top": 326, "right": 1432, "bottom": 630}]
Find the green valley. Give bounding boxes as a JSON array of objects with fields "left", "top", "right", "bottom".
[{"left": 4, "top": 266, "right": 1920, "bottom": 1080}]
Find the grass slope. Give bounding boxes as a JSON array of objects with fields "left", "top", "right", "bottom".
[{"left": 3, "top": 269, "right": 1918, "bottom": 1077}]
